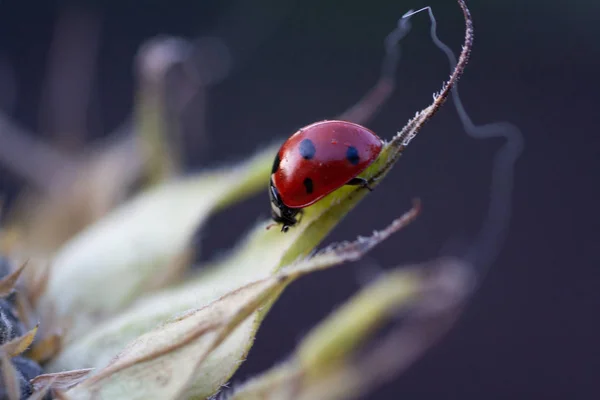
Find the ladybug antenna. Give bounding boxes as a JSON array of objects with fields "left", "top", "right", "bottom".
[{"left": 423, "top": 4, "right": 524, "bottom": 290}]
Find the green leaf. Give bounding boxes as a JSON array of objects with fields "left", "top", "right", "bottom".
[
  {"left": 228, "top": 258, "right": 472, "bottom": 400},
  {"left": 295, "top": 268, "right": 420, "bottom": 372},
  {"left": 62, "top": 209, "right": 419, "bottom": 400},
  {"left": 40, "top": 145, "right": 277, "bottom": 341}
]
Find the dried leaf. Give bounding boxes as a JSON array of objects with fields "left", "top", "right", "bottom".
[
  {"left": 26, "top": 377, "right": 55, "bottom": 400},
  {"left": 0, "top": 261, "right": 26, "bottom": 297},
  {"left": 31, "top": 368, "right": 93, "bottom": 392},
  {"left": 0, "top": 326, "right": 38, "bottom": 357}
]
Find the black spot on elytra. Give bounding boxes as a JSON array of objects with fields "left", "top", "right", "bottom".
[
  {"left": 303, "top": 177, "right": 314, "bottom": 194},
  {"left": 271, "top": 153, "right": 281, "bottom": 173},
  {"left": 346, "top": 146, "right": 360, "bottom": 165},
  {"left": 299, "top": 139, "right": 316, "bottom": 160}
]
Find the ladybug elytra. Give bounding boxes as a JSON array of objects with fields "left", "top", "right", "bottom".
[{"left": 269, "top": 120, "right": 383, "bottom": 232}]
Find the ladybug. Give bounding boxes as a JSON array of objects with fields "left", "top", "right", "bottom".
[{"left": 269, "top": 120, "right": 383, "bottom": 232}]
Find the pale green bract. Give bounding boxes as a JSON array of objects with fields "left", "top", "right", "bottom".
[{"left": 39, "top": 144, "right": 280, "bottom": 343}]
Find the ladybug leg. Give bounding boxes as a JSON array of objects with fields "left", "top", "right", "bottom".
[{"left": 346, "top": 177, "right": 374, "bottom": 192}]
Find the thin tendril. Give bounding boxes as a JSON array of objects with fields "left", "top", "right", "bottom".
[
  {"left": 337, "top": 8, "right": 417, "bottom": 124},
  {"left": 422, "top": 6, "right": 525, "bottom": 288}
]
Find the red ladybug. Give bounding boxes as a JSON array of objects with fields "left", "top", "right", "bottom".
[{"left": 269, "top": 120, "right": 383, "bottom": 232}]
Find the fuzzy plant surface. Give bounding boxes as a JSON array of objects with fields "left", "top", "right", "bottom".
[{"left": 0, "top": 1, "right": 480, "bottom": 399}]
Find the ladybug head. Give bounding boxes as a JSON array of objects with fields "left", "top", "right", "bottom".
[{"left": 269, "top": 180, "right": 300, "bottom": 232}]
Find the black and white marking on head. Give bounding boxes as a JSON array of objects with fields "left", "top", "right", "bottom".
[
  {"left": 270, "top": 200, "right": 282, "bottom": 217},
  {"left": 269, "top": 180, "right": 283, "bottom": 217},
  {"left": 346, "top": 146, "right": 360, "bottom": 165},
  {"left": 299, "top": 139, "right": 316, "bottom": 160},
  {"left": 272, "top": 152, "right": 281, "bottom": 173},
  {"left": 303, "top": 177, "right": 314, "bottom": 194}
]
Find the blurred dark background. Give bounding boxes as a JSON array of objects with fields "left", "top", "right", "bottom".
[{"left": 0, "top": 0, "right": 598, "bottom": 398}]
